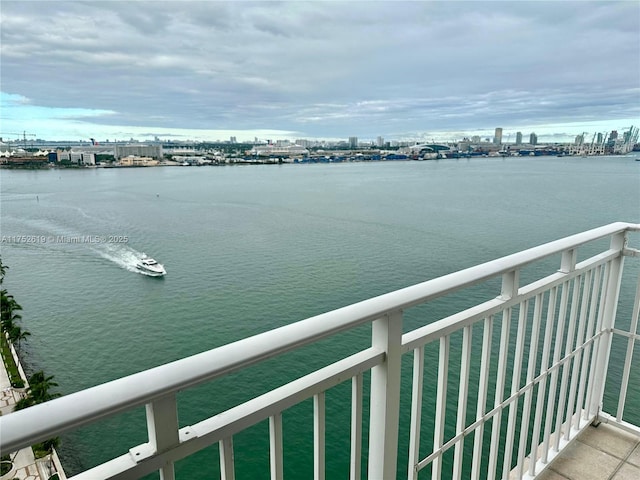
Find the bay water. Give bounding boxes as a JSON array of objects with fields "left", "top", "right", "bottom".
[{"left": 1, "top": 156, "right": 638, "bottom": 478}]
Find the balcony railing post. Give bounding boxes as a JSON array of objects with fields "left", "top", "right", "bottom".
[
  {"left": 560, "top": 248, "right": 577, "bottom": 273},
  {"left": 589, "top": 232, "right": 627, "bottom": 421},
  {"left": 500, "top": 269, "right": 520, "bottom": 299},
  {"left": 146, "top": 394, "right": 179, "bottom": 480},
  {"left": 219, "top": 437, "right": 235, "bottom": 480},
  {"left": 367, "top": 310, "right": 402, "bottom": 479}
]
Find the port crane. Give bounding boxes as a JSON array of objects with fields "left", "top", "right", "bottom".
[{"left": 0, "top": 131, "right": 36, "bottom": 150}]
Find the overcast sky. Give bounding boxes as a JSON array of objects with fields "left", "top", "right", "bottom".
[{"left": 1, "top": 1, "right": 638, "bottom": 143}]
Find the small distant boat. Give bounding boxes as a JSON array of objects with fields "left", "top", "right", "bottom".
[{"left": 136, "top": 254, "right": 166, "bottom": 276}]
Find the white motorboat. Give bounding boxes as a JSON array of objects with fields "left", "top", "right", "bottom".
[{"left": 136, "top": 254, "right": 166, "bottom": 276}]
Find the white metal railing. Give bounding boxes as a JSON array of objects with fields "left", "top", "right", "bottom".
[{"left": 1, "top": 222, "right": 639, "bottom": 479}]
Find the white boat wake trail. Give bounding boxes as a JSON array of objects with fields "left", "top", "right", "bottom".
[
  {"left": 5, "top": 209, "right": 161, "bottom": 276},
  {"left": 91, "top": 244, "right": 158, "bottom": 276}
]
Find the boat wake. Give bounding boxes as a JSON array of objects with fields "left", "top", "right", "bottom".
[
  {"left": 91, "top": 244, "right": 162, "bottom": 276},
  {"left": 2, "top": 212, "right": 163, "bottom": 276}
]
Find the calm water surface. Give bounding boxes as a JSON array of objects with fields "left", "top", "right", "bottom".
[{"left": 1, "top": 156, "right": 639, "bottom": 478}]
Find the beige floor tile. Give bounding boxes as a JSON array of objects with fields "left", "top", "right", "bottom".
[
  {"left": 612, "top": 463, "right": 640, "bottom": 480},
  {"left": 577, "top": 424, "right": 639, "bottom": 459},
  {"left": 536, "top": 467, "right": 570, "bottom": 480},
  {"left": 550, "top": 441, "right": 620, "bottom": 480},
  {"left": 627, "top": 444, "right": 640, "bottom": 468}
]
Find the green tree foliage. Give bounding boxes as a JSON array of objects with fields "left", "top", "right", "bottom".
[
  {"left": 0, "top": 258, "right": 60, "bottom": 450},
  {"left": 14, "top": 371, "right": 61, "bottom": 410},
  {"left": 0, "top": 257, "right": 28, "bottom": 356}
]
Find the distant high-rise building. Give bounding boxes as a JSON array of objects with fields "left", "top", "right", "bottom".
[
  {"left": 610, "top": 130, "right": 618, "bottom": 140},
  {"left": 376, "top": 136, "right": 384, "bottom": 147},
  {"left": 529, "top": 133, "right": 538, "bottom": 145},
  {"left": 493, "top": 128, "right": 503, "bottom": 144},
  {"left": 348, "top": 136, "right": 358, "bottom": 148},
  {"left": 230, "top": 136, "right": 237, "bottom": 144},
  {"left": 471, "top": 135, "right": 481, "bottom": 144},
  {"left": 597, "top": 133, "right": 603, "bottom": 144},
  {"left": 515, "top": 132, "right": 523, "bottom": 145},
  {"left": 575, "top": 134, "right": 584, "bottom": 145}
]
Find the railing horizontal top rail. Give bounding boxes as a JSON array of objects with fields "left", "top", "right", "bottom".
[
  {"left": 1, "top": 221, "right": 637, "bottom": 454},
  {"left": 402, "top": 244, "right": 622, "bottom": 352}
]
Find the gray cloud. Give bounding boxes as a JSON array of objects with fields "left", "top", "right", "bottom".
[{"left": 1, "top": 0, "right": 638, "bottom": 140}]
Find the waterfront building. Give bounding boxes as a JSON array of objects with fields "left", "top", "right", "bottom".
[
  {"left": 117, "top": 155, "right": 159, "bottom": 167},
  {"left": 515, "top": 132, "right": 522, "bottom": 145},
  {"left": 530, "top": 132, "right": 538, "bottom": 145},
  {"left": 493, "top": 128, "right": 503, "bottom": 144},
  {"left": 348, "top": 136, "right": 358, "bottom": 149},
  {"left": 248, "top": 144, "right": 309, "bottom": 157},
  {"left": 57, "top": 151, "right": 96, "bottom": 165},
  {"left": 115, "top": 144, "right": 163, "bottom": 160},
  {"left": 376, "top": 136, "right": 384, "bottom": 147}
]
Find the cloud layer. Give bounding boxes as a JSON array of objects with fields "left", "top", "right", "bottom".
[{"left": 1, "top": 1, "right": 638, "bottom": 141}]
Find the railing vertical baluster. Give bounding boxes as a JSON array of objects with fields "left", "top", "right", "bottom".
[
  {"left": 537, "top": 280, "right": 569, "bottom": 463},
  {"left": 526, "top": 287, "right": 558, "bottom": 476},
  {"left": 616, "top": 266, "right": 640, "bottom": 421},
  {"left": 553, "top": 275, "right": 582, "bottom": 451},
  {"left": 350, "top": 374, "right": 363, "bottom": 480},
  {"left": 584, "top": 262, "right": 610, "bottom": 420},
  {"left": 452, "top": 325, "right": 472, "bottom": 480},
  {"left": 589, "top": 232, "right": 627, "bottom": 421},
  {"left": 314, "top": 392, "right": 326, "bottom": 480},
  {"left": 563, "top": 270, "right": 592, "bottom": 439},
  {"left": 367, "top": 311, "right": 403, "bottom": 479},
  {"left": 574, "top": 266, "right": 600, "bottom": 429},
  {"left": 487, "top": 306, "right": 512, "bottom": 480},
  {"left": 471, "top": 316, "right": 494, "bottom": 480},
  {"left": 146, "top": 394, "right": 179, "bottom": 480},
  {"left": 219, "top": 437, "right": 235, "bottom": 480},
  {"left": 408, "top": 347, "right": 424, "bottom": 480},
  {"left": 515, "top": 294, "right": 542, "bottom": 479},
  {"left": 269, "top": 414, "right": 284, "bottom": 480},
  {"left": 487, "top": 270, "right": 519, "bottom": 479},
  {"left": 502, "top": 300, "right": 529, "bottom": 479},
  {"left": 432, "top": 335, "right": 450, "bottom": 480}
]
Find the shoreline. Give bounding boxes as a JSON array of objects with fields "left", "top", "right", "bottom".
[{"left": 1, "top": 152, "right": 639, "bottom": 170}]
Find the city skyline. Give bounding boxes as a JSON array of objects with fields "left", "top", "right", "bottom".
[{"left": 1, "top": 1, "right": 638, "bottom": 143}]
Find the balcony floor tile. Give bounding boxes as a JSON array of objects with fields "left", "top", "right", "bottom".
[
  {"left": 612, "top": 463, "right": 640, "bottom": 480},
  {"left": 542, "top": 423, "right": 640, "bottom": 480},
  {"left": 548, "top": 440, "right": 620, "bottom": 479},
  {"left": 577, "top": 423, "right": 638, "bottom": 459},
  {"left": 627, "top": 443, "right": 640, "bottom": 468}
]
